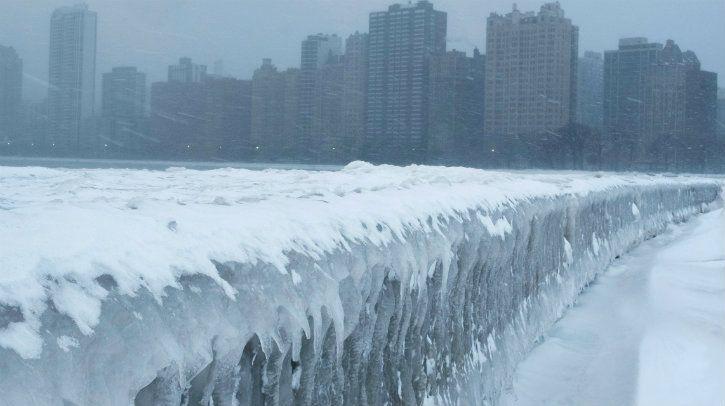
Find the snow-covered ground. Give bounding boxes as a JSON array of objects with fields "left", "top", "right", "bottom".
[
  {"left": 0, "top": 163, "right": 720, "bottom": 405},
  {"left": 501, "top": 208, "right": 725, "bottom": 406}
]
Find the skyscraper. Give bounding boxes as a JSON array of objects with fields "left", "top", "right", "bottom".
[
  {"left": 0, "top": 45, "right": 22, "bottom": 143},
  {"left": 101, "top": 67, "right": 146, "bottom": 154},
  {"left": 429, "top": 49, "right": 486, "bottom": 164},
  {"left": 151, "top": 75, "right": 251, "bottom": 160},
  {"left": 298, "top": 34, "right": 342, "bottom": 159},
  {"left": 168, "top": 57, "right": 207, "bottom": 83},
  {"left": 484, "top": 3, "right": 578, "bottom": 139},
  {"left": 311, "top": 54, "right": 344, "bottom": 162},
  {"left": 718, "top": 89, "right": 725, "bottom": 140},
  {"left": 577, "top": 51, "right": 604, "bottom": 131},
  {"left": 603, "top": 38, "right": 662, "bottom": 167},
  {"left": 366, "top": 1, "right": 447, "bottom": 163},
  {"left": 47, "top": 3, "right": 97, "bottom": 153},
  {"left": 251, "top": 59, "right": 286, "bottom": 159},
  {"left": 646, "top": 40, "right": 717, "bottom": 169},
  {"left": 604, "top": 38, "right": 717, "bottom": 169},
  {"left": 342, "top": 32, "right": 369, "bottom": 159},
  {"left": 204, "top": 77, "right": 252, "bottom": 159}
]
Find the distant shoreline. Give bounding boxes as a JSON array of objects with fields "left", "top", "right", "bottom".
[{"left": 0, "top": 156, "right": 343, "bottom": 171}]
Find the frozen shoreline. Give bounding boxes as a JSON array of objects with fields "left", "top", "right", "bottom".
[{"left": 0, "top": 163, "right": 720, "bottom": 405}]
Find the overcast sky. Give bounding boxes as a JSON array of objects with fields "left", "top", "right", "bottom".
[{"left": 2, "top": 0, "right": 723, "bottom": 101}]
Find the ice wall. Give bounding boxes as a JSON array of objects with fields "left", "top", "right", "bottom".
[{"left": 0, "top": 164, "right": 720, "bottom": 405}]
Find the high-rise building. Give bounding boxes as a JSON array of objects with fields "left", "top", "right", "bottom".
[
  {"left": 604, "top": 38, "right": 717, "bottom": 169},
  {"left": 342, "top": 32, "right": 368, "bottom": 159},
  {"left": 151, "top": 80, "right": 206, "bottom": 158},
  {"left": 366, "top": 1, "right": 447, "bottom": 163},
  {"left": 647, "top": 40, "right": 717, "bottom": 169},
  {"left": 101, "top": 67, "right": 147, "bottom": 155},
  {"left": 604, "top": 38, "right": 662, "bottom": 167},
  {"left": 281, "top": 68, "right": 300, "bottom": 159},
  {"left": 718, "top": 89, "right": 725, "bottom": 140},
  {"left": 484, "top": 3, "right": 579, "bottom": 139},
  {"left": 577, "top": 51, "right": 604, "bottom": 131},
  {"left": 298, "top": 34, "right": 342, "bottom": 159},
  {"left": 0, "top": 45, "right": 22, "bottom": 143},
  {"left": 251, "top": 59, "right": 286, "bottom": 159},
  {"left": 47, "top": 4, "right": 97, "bottom": 153},
  {"left": 168, "top": 57, "right": 207, "bottom": 83},
  {"left": 312, "top": 54, "right": 344, "bottom": 162},
  {"left": 151, "top": 76, "right": 251, "bottom": 160},
  {"left": 429, "top": 49, "right": 486, "bottom": 164},
  {"left": 250, "top": 59, "right": 300, "bottom": 160},
  {"left": 204, "top": 77, "right": 252, "bottom": 159}
]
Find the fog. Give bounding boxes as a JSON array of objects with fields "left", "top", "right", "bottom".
[{"left": 2, "top": 0, "right": 723, "bottom": 101}]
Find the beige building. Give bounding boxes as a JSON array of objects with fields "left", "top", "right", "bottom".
[{"left": 484, "top": 2, "right": 578, "bottom": 138}]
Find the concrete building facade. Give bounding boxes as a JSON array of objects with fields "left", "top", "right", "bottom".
[
  {"left": 484, "top": 2, "right": 579, "bottom": 139},
  {"left": 577, "top": 51, "right": 604, "bottom": 131},
  {"left": 342, "top": 32, "right": 369, "bottom": 159},
  {"left": 604, "top": 38, "right": 717, "bottom": 169},
  {"left": 47, "top": 4, "right": 97, "bottom": 152},
  {"left": 101, "top": 67, "right": 146, "bottom": 154},
  {"left": 298, "top": 34, "right": 342, "bottom": 158},
  {"left": 429, "top": 48, "right": 486, "bottom": 164},
  {"left": 366, "top": 1, "right": 447, "bottom": 163}
]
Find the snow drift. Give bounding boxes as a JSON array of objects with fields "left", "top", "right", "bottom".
[{"left": 0, "top": 163, "right": 720, "bottom": 405}]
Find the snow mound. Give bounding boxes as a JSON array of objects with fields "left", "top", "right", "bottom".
[{"left": 0, "top": 164, "right": 721, "bottom": 405}]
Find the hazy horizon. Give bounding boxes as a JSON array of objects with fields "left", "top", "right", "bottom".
[{"left": 2, "top": 0, "right": 723, "bottom": 102}]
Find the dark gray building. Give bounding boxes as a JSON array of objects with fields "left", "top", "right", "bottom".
[
  {"left": 647, "top": 40, "right": 717, "bottom": 170},
  {"left": 604, "top": 38, "right": 662, "bottom": 168},
  {"left": 429, "top": 48, "right": 485, "bottom": 164},
  {"left": 312, "top": 55, "right": 344, "bottom": 162},
  {"left": 366, "top": 1, "right": 447, "bottom": 163},
  {"left": 101, "top": 67, "right": 147, "bottom": 155},
  {"left": 577, "top": 51, "right": 604, "bottom": 131},
  {"left": 718, "top": 88, "right": 725, "bottom": 140},
  {"left": 47, "top": 4, "right": 97, "bottom": 153},
  {"left": 151, "top": 75, "right": 251, "bottom": 160},
  {"left": 298, "top": 34, "right": 342, "bottom": 159},
  {"left": 604, "top": 38, "right": 717, "bottom": 169},
  {"left": 251, "top": 59, "right": 286, "bottom": 159},
  {"left": 342, "top": 32, "right": 369, "bottom": 159},
  {"left": 204, "top": 77, "right": 252, "bottom": 159},
  {"left": 0, "top": 45, "right": 22, "bottom": 144},
  {"left": 250, "top": 59, "right": 299, "bottom": 160}
]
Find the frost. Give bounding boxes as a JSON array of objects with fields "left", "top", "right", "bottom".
[
  {"left": 477, "top": 214, "right": 513, "bottom": 239},
  {"left": 290, "top": 270, "right": 302, "bottom": 286},
  {"left": 563, "top": 238, "right": 573, "bottom": 266},
  {"left": 0, "top": 164, "right": 720, "bottom": 405},
  {"left": 57, "top": 335, "right": 79, "bottom": 352}
]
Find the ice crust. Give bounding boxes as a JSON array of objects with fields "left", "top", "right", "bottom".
[{"left": 0, "top": 162, "right": 721, "bottom": 405}]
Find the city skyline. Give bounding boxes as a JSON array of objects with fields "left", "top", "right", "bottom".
[{"left": 1, "top": 0, "right": 723, "bottom": 102}]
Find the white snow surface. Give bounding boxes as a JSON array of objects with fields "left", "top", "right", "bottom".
[
  {"left": 0, "top": 162, "right": 719, "bottom": 360},
  {"left": 501, "top": 208, "right": 725, "bottom": 406}
]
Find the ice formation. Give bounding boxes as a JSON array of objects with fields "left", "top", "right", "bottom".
[{"left": 0, "top": 162, "right": 721, "bottom": 405}]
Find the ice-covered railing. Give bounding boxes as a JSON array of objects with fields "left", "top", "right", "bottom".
[{"left": 0, "top": 162, "right": 720, "bottom": 405}]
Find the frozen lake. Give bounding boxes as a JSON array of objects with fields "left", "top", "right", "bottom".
[{"left": 0, "top": 156, "right": 342, "bottom": 171}]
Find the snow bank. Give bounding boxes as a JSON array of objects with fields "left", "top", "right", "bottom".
[{"left": 0, "top": 163, "right": 720, "bottom": 405}]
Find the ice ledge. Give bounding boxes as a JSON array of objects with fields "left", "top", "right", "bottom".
[{"left": 0, "top": 164, "right": 721, "bottom": 404}]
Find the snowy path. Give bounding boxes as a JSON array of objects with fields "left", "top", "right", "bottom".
[{"left": 500, "top": 209, "right": 725, "bottom": 406}]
